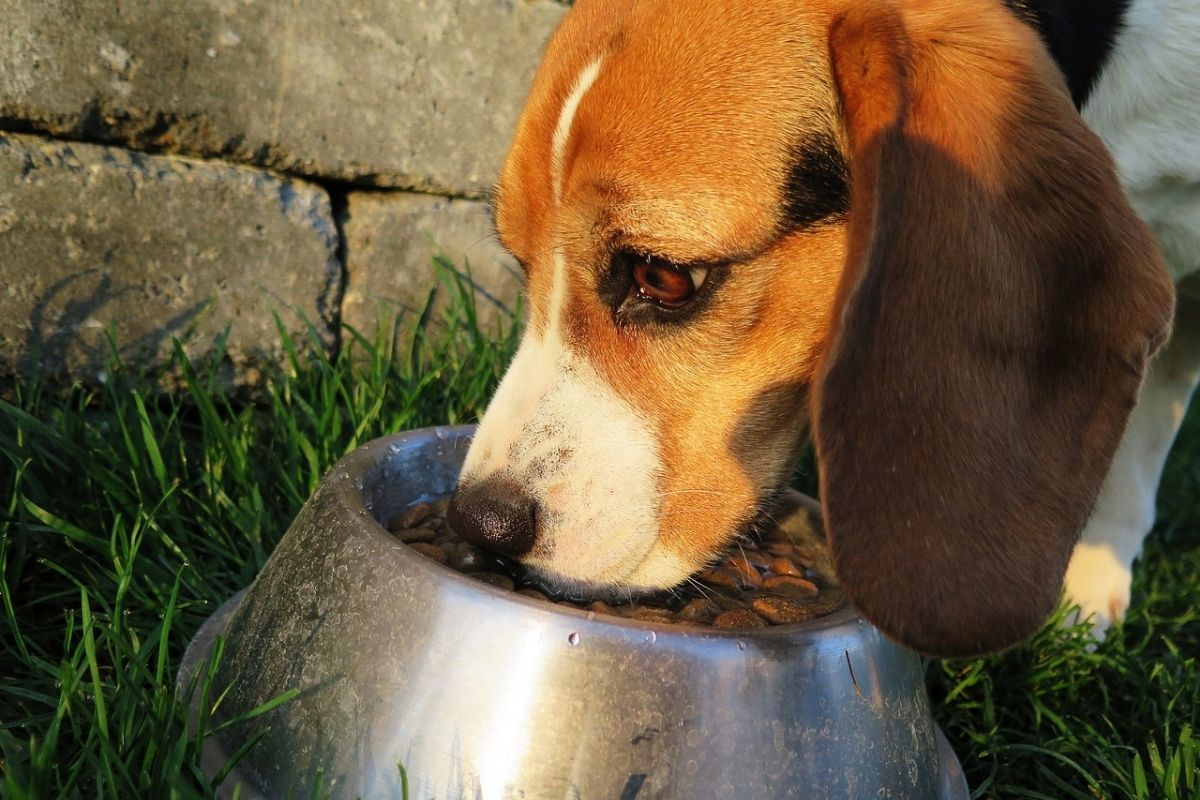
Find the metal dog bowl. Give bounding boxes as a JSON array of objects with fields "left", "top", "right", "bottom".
[{"left": 180, "top": 426, "right": 969, "bottom": 799}]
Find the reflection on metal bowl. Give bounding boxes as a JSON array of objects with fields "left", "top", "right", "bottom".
[{"left": 179, "top": 425, "right": 968, "bottom": 799}]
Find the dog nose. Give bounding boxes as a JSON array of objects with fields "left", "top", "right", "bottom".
[{"left": 448, "top": 478, "right": 538, "bottom": 557}]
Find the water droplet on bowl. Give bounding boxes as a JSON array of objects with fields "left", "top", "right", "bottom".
[
  {"left": 645, "top": 631, "right": 657, "bottom": 644},
  {"left": 435, "top": 428, "right": 449, "bottom": 440},
  {"left": 736, "top": 640, "right": 747, "bottom": 651},
  {"left": 567, "top": 631, "right": 581, "bottom": 646}
]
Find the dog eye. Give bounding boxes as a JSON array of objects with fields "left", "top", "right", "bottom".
[{"left": 633, "top": 256, "right": 708, "bottom": 308}]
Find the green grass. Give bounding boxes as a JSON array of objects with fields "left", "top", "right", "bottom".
[
  {"left": 1, "top": 261, "right": 1197, "bottom": 798},
  {"left": 926, "top": 415, "right": 1200, "bottom": 799},
  {"left": 0, "top": 261, "right": 518, "bottom": 798}
]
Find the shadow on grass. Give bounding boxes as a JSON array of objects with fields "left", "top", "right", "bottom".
[
  {"left": 926, "top": 403, "right": 1200, "bottom": 799},
  {"left": 0, "top": 264, "right": 518, "bottom": 798},
  {"left": 2, "top": 259, "right": 1196, "bottom": 799}
]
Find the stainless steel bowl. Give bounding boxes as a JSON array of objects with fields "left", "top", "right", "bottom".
[{"left": 180, "top": 425, "right": 969, "bottom": 799}]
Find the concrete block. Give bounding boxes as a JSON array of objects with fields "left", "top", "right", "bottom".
[
  {"left": 0, "top": 0, "right": 566, "bottom": 196},
  {"left": 340, "top": 192, "right": 521, "bottom": 342},
  {"left": 0, "top": 133, "right": 340, "bottom": 384}
]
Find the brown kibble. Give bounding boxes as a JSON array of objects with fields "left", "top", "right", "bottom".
[
  {"left": 399, "top": 494, "right": 842, "bottom": 629},
  {"left": 448, "top": 543, "right": 485, "bottom": 572},
  {"left": 410, "top": 542, "right": 447, "bottom": 563},
  {"left": 805, "top": 593, "right": 847, "bottom": 618},
  {"left": 697, "top": 568, "right": 743, "bottom": 592},
  {"left": 765, "top": 541, "right": 794, "bottom": 557},
  {"left": 401, "top": 503, "right": 432, "bottom": 529},
  {"left": 475, "top": 572, "right": 516, "bottom": 591},
  {"left": 678, "top": 598, "right": 719, "bottom": 623},
  {"left": 747, "top": 553, "right": 775, "bottom": 571},
  {"left": 750, "top": 596, "right": 814, "bottom": 624},
  {"left": 397, "top": 527, "right": 436, "bottom": 544},
  {"left": 726, "top": 555, "right": 763, "bottom": 587},
  {"left": 713, "top": 609, "right": 768, "bottom": 628},
  {"left": 769, "top": 557, "right": 802, "bottom": 577},
  {"left": 711, "top": 594, "right": 748, "bottom": 611},
  {"left": 630, "top": 606, "right": 675, "bottom": 623},
  {"left": 762, "top": 576, "right": 820, "bottom": 596},
  {"left": 791, "top": 547, "right": 817, "bottom": 568}
]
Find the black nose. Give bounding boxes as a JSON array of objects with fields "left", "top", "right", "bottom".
[{"left": 447, "top": 478, "right": 538, "bottom": 557}]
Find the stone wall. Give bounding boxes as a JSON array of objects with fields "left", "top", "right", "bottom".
[{"left": 0, "top": 0, "right": 566, "bottom": 384}]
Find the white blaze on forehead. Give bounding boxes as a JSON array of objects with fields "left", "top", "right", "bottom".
[
  {"left": 464, "top": 58, "right": 607, "bottom": 478},
  {"left": 456, "top": 52, "right": 688, "bottom": 591},
  {"left": 551, "top": 57, "right": 604, "bottom": 206},
  {"left": 544, "top": 59, "right": 603, "bottom": 355}
]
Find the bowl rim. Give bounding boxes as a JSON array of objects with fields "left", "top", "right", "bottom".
[{"left": 342, "top": 425, "right": 864, "bottom": 643}]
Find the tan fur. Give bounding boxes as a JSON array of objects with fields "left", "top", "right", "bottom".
[
  {"left": 482, "top": 0, "right": 1175, "bottom": 655},
  {"left": 495, "top": 0, "right": 848, "bottom": 575}
]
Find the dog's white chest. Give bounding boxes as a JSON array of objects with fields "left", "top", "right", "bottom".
[{"left": 1082, "top": 0, "right": 1200, "bottom": 283}]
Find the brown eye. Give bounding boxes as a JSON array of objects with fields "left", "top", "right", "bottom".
[{"left": 634, "top": 257, "right": 696, "bottom": 308}]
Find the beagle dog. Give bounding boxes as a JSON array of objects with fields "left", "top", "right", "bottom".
[{"left": 447, "top": 0, "right": 1200, "bottom": 657}]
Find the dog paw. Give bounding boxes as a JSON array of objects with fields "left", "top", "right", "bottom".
[{"left": 1061, "top": 542, "right": 1132, "bottom": 643}]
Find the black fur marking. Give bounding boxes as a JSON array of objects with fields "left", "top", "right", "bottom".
[
  {"left": 1005, "top": 0, "right": 1132, "bottom": 108},
  {"left": 783, "top": 133, "right": 850, "bottom": 231},
  {"left": 597, "top": 248, "right": 636, "bottom": 312}
]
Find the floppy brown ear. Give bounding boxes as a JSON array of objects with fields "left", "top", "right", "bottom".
[{"left": 814, "top": 1, "right": 1175, "bottom": 657}]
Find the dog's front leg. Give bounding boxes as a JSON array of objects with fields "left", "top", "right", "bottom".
[{"left": 1063, "top": 293, "right": 1200, "bottom": 640}]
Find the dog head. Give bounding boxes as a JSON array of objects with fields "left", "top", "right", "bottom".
[{"left": 448, "top": 0, "right": 1174, "bottom": 656}]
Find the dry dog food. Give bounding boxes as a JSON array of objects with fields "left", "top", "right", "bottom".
[{"left": 386, "top": 493, "right": 844, "bottom": 629}]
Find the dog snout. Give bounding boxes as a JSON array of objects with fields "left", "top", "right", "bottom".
[{"left": 448, "top": 478, "right": 538, "bottom": 558}]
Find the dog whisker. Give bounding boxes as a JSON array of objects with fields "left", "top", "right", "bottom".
[
  {"left": 683, "top": 576, "right": 717, "bottom": 602},
  {"left": 735, "top": 541, "right": 750, "bottom": 563}
]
